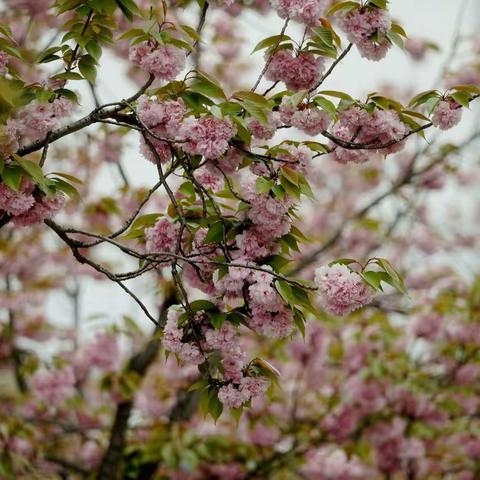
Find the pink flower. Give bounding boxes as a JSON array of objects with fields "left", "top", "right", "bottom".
[
  {"left": 139, "top": 130, "right": 172, "bottom": 163},
  {"left": 248, "top": 269, "right": 281, "bottom": 312},
  {"left": 410, "top": 313, "right": 443, "bottom": 339},
  {"left": 163, "top": 308, "right": 184, "bottom": 353},
  {"left": 304, "top": 447, "right": 366, "bottom": 479},
  {"left": 432, "top": 100, "right": 462, "bottom": 130},
  {"left": 292, "top": 107, "right": 331, "bottom": 135},
  {"left": 250, "top": 423, "right": 280, "bottom": 446},
  {"left": 266, "top": 51, "right": 324, "bottom": 91},
  {"left": 78, "top": 441, "right": 103, "bottom": 470},
  {"left": 247, "top": 112, "right": 280, "bottom": 140},
  {"left": 222, "top": 346, "right": 247, "bottom": 382},
  {"left": 195, "top": 165, "right": 224, "bottom": 191},
  {"left": 145, "top": 218, "right": 180, "bottom": 257},
  {"left": 314, "top": 263, "right": 374, "bottom": 316},
  {"left": 0, "top": 121, "right": 19, "bottom": 155},
  {"left": 31, "top": 366, "right": 76, "bottom": 405},
  {"left": 17, "top": 98, "right": 73, "bottom": 140},
  {"left": 270, "top": 0, "right": 328, "bottom": 25},
  {"left": 98, "top": 131, "right": 123, "bottom": 163},
  {"left": 240, "top": 376, "right": 270, "bottom": 400},
  {"left": 0, "top": 51, "right": 10, "bottom": 75},
  {"left": 205, "top": 323, "right": 237, "bottom": 351},
  {"left": 136, "top": 96, "right": 186, "bottom": 164},
  {"left": 278, "top": 144, "right": 313, "bottom": 173},
  {"left": 405, "top": 38, "right": 428, "bottom": 61},
  {"left": 136, "top": 95, "right": 185, "bottom": 132},
  {"left": 0, "top": 181, "right": 35, "bottom": 216},
  {"left": 7, "top": 0, "right": 50, "bottom": 14},
  {"left": 12, "top": 192, "right": 65, "bottom": 226},
  {"left": 329, "top": 124, "right": 370, "bottom": 165},
  {"left": 179, "top": 342, "right": 205, "bottom": 365},
  {"left": 179, "top": 116, "right": 236, "bottom": 159},
  {"left": 218, "top": 383, "right": 245, "bottom": 408},
  {"left": 214, "top": 261, "right": 252, "bottom": 297},
  {"left": 329, "top": 107, "right": 407, "bottom": 163},
  {"left": 338, "top": 6, "right": 392, "bottom": 61},
  {"left": 129, "top": 42, "right": 186, "bottom": 80},
  {"left": 250, "top": 304, "right": 294, "bottom": 338},
  {"left": 78, "top": 333, "right": 119, "bottom": 371},
  {"left": 245, "top": 185, "right": 291, "bottom": 239}
]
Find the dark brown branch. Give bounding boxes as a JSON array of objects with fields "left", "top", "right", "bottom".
[{"left": 96, "top": 292, "right": 176, "bottom": 480}]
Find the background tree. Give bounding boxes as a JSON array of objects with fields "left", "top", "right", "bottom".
[{"left": 1, "top": 0, "right": 480, "bottom": 478}]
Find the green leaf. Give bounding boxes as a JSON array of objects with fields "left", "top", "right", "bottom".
[
  {"left": 373, "top": 258, "right": 407, "bottom": 294},
  {"left": 450, "top": 84, "right": 480, "bottom": 95},
  {"left": 275, "top": 280, "right": 293, "bottom": 305},
  {"left": 279, "top": 175, "right": 300, "bottom": 199},
  {"left": 188, "top": 379, "right": 209, "bottom": 392},
  {"left": 368, "top": 0, "right": 388, "bottom": 8},
  {"left": 280, "top": 166, "right": 299, "bottom": 186},
  {"left": 205, "top": 221, "right": 225, "bottom": 244},
  {"left": 450, "top": 91, "right": 471, "bottom": 108},
  {"left": 209, "top": 311, "right": 227, "bottom": 330},
  {"left": 386, "top": 30, "right": 404, "bottom": 50},
  {"left": 326, "top": 1, "right": 360, "bottom": 16},
  {"left": 233, "top": 91, "right": 271, "bottom": 109},
  {"left": 1, "top": 165, "right": 23, "bottom": 191},
  {"left": 78, "top": 57, "right": 97, "bottom": 83},
  {"left": 54, "top": 71, "right": 84, "bottom": 81},
  {"left": 189, "top": 300, "right": 216, "bottom": 312},
  {"left": 313, "top": 96, "right": 337, "bottom": 117},
  {"left": 208, "top": 391, "right": 224, "bottom": 421},
  {"left": 408, "top": 89, "right": 440, "bottom": 107},
  {"left": 391, "top": 22, "right": 407, "bottom": 38},
  {"left": 48, "top": 171, "right": 83, "bottom": 185},
  {"left": 37, "top": 46, "right": 63, "bottom": 64},
  {"left": 329, "top": 258, "right": 357, "bottom": 266},
  {"left": 255, "top": 176, "right": 274, "bottom": 194},
  {"left": 318, "top": 90, "right": 353, "bottom": 101},
  {"left": 13, "top": 156, "right": 49, "bottom": 193},
  {"left": 191, "top": 71, "right": 226, "bottom": 100},
  {"left": 178, "top": 181, "right": 196, "bottom": 199},
  {"left": 252, "top": 34, "right": 291, "bottom": 54},
  {"left": 86, "top": 40, "right": 102, "bottom": 61},
  {"left": 48, "top": 177, "right": 78, "bottom": 198},
  {"left": 116, "top": 0, "right": 141, "bottom": 20},
  {"left": 180, "top": 24, "right": 201, "bottom": 43}
]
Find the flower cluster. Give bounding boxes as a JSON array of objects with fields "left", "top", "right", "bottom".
[
  {"left": 337, "top": 6, "right": 392, "bottom": 60},
  {"left": 279, "top": 97, "right": 331, "bottom": 135},
  {"left": 265, "top": 51, "right": 324, "bottom": 91},
  {"left": 179, "top": 115, "right": 237, "bottom": 159},
  {"left": 330, "top": 106, "right": 408, "bottom": 164},
  {"left": 314, "top": 263, "right": 374, "bottom": 316},
  {"left": 0, "top": 179, "right": 64, "bottom": 226},
  {"left": 31, "top": 366, "right": 76, "bottom": 406},
  {"left": 247, "top": 112, "right": 281, "bottom": 140},
  {"left": 15, "top": 98, "right": 73, "bottom": 141},
  {"left": 217, "top": 376, "right": 270, "bottom": 408},
  {"left": 432, "top": 99, "right": 462, "bottom": 130},
  {"left": 145, "top": 217, "right": 181, "bottom": 258},
  {"left": 270, "top": 0, "right": 328, "bottom": 25},
  {"left": 136, "top": 95, "right": 186, "bottom": 163},
  {"left": 162, "top": 306, "right": 270, "bottom": 408},
  {"left": 129, "top": 42, "right": 186, "bottom": 81}
]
